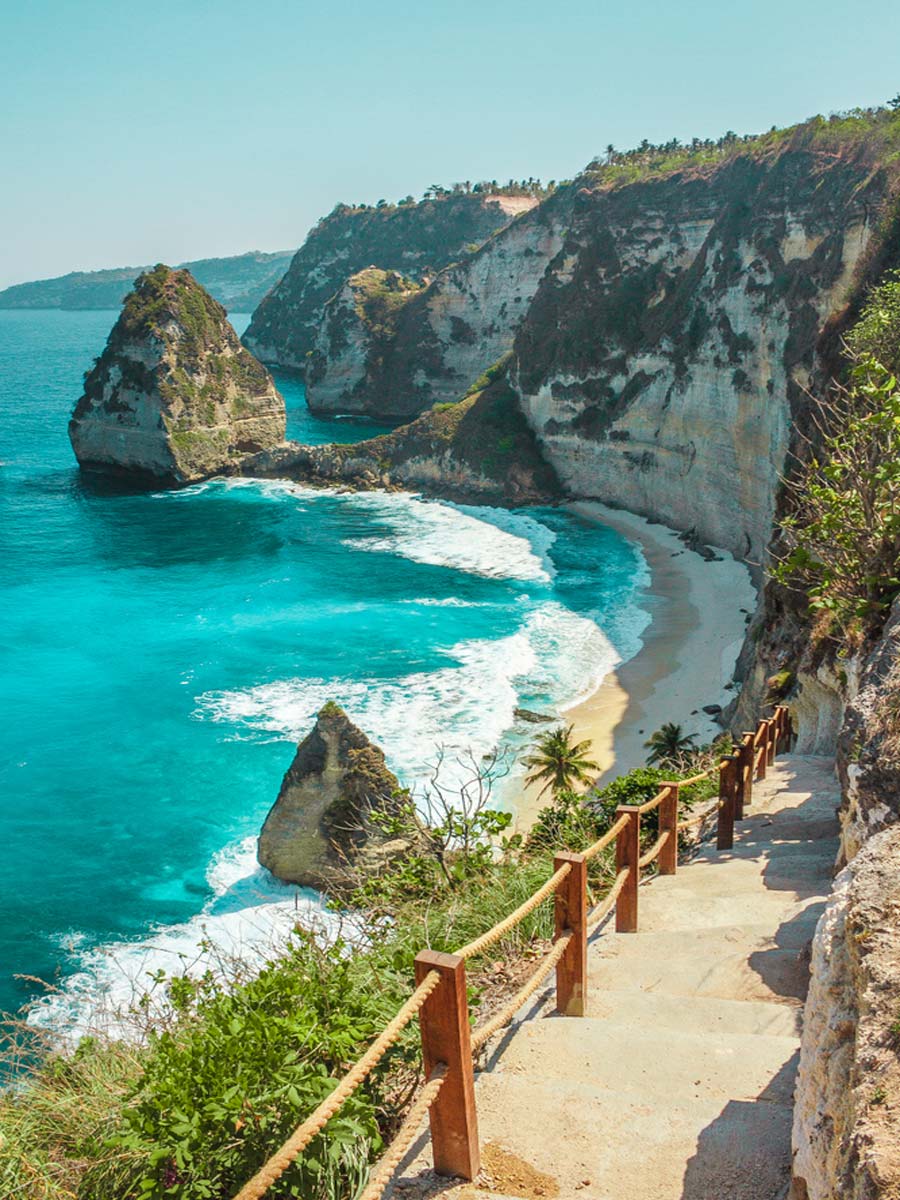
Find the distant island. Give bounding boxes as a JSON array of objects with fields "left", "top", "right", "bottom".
[{"left": 0, "top": 248, "right": 295, "bottom": 313}]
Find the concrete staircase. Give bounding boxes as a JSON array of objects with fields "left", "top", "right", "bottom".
[{"left": 390, "top": 755, "right": 841, "bottom": 1200}]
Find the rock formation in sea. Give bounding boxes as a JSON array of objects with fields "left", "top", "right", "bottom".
[
  {"left": 242, "top": 192, "right": 535, "bottom": 370},
  {"left": 257, "top": 702, "right": 402, "bottom": 892},
  {"left": 68, "top": 265, "right": 286, "bottom": 485}
]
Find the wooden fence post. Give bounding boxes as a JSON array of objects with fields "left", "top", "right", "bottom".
[
  {"left": 414, "top": 950, "right": 480, "bottom": 1181},
  {"left": 554, "top": 851, "right": 587, "bottom": 1016},
  {"left": 741, "top": 732, "right": 755, "bottom": 810},
  {"left": 716, "top": 756, "right": 737, "bottom": 851},
  {"left": 615, "top": 806, "right": 640, "bottom": 932},
  {"left": 658, "top": 784, "right": 678, "bottom": 875},
  {"left": 757, "top": 722, "right": 767, "bottom": 781},
  {"left": 767, "top": 717, "right": 777, "bottom": 766}
]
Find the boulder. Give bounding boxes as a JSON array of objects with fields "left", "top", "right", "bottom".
[
  {"left": 258, "top": 702, "right": 400, "bottom": 891},
  {"left": 69, "top": 264, "right": 285, "bottom": 485}
]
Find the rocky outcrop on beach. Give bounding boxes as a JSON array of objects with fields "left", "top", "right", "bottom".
[
  {"left": 243, "top": 369, "right": 561, "bottom": 506},
  {"left": 257, "top": 702, "right": 402, "bottom": 892},
  {"left": 242, "top": 193, "right": 530, "bottom": 371},
  {"left": 69, "top": 265, "right": 285, "bottom": 485}
]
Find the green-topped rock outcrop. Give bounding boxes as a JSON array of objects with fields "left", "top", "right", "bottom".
[
  {"left": 257, "top": 702, "right": 402, "bottom": 892},
  {"left": 68, "top": 265, "right": 286, "bottom": 485}
]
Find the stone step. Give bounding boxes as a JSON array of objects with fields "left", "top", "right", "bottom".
[
  {"left": 400, "top": 1070, "right": 794, "bottom": 1200},
  {"left": 493, "top": 1013, "right": 799, "bottom": 1106},
  {"left": 586, "top": 986, "right": 802, "bottom": 1038}
]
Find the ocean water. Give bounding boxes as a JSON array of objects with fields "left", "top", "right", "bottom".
[{"left": 0, "top": 309, "right": 650, "bottom": 1037}]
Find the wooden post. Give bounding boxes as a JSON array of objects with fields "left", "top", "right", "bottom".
[
  {"left": 756, "top": 722, "right": 767, "bottom": 781},
  {"left": 554, "top": 851, "right": 587, "bottom": 1016},
  {"left": 767, "top": 718, "right": 777, "bottom": 766},
  {"left": 615, "top": 806, "right": 640, "bottom": 932},
  {"left": 658, "top": 784, "right": 678, "bottom": 876},
  {"left": 414, "top": 950, "right": 480, "bottom": 1181},
  {"left": 716, "top": 756, "right": 737, "bottom": 851},
  {"left": 741, "top": 732, "right": 755, "bottom": 810}
]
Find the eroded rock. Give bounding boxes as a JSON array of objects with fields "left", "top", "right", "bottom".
[
  {"left": 257, "top": 702, "right": 401, "bottom": 892},
  {"left": 69, "top": 264, "right": 285, "bottom": 485}
]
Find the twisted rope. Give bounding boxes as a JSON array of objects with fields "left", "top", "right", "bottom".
[
  {"left": 583, "top": 812, "right": 629, "bottom": 861},
  {"left": 638, "top": 830, "right": 671, "bottom": 869},
  {"left": 470, "top": 932, "right": 574, "bottom": 1052},
  {"left": 586, "top": 867, "right": 630, "bottom": 931},
  {"left": 355, "top": 1065, "right": 447, "bottom": 1200},
  {"left": 454, "top": 862, "right": 572, "bottom": 961},
  {"left": 232, "top": 970, "right": 442, "bottom": 1200},
  {"left": 668, "top": 768, "right": 713, "bottom": 787},
  {"left": 636, "top": 789, "right": 666, "bottom": 815}
]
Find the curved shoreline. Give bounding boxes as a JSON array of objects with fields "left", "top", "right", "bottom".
[{"left": 513, "top": 502, "right": 757, "bottom": 829}]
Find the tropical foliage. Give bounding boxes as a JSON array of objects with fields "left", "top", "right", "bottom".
[
  {"left": 644, "top": 723, "right": 698, "bottom": 767},
  {"left": 522, "top": 725, "right": 600, "bottom": 797}
]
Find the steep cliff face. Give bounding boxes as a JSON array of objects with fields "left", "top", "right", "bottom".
[
  {"left": 791, "top": 825, "right": 900, "bottom": 1200},
  {"left": 305, "top": 194, "right": 569, "bottom": 419},
  {"left": 242, "top": 194, "right": 526, "bottom": 370},
  {"left": 69, "top": 265, "right": 285, "bottom": 485},
  {"left": 512, "top": 148, "right": 886, "bottom": 565},
  {"left": 257, "top": 703, "right": 401, "bottom": 892}
]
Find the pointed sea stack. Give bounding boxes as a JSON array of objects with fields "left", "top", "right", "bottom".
[
  {"left": 69, "top": 264, "right": 285, "bottom": 485},
  {"left": 258, "top": 702, "right": 402, "bottom": 892}
]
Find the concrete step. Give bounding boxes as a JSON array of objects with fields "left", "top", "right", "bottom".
[
  {"left": 586, "top": 986, "right": 802, "bottom": 1038},
  {"left": 493, "top": 1013, "right": 799, "bottom": 1106},
  {"left": 401, "top": 1070, "right": 794, "bottom": 1199}
]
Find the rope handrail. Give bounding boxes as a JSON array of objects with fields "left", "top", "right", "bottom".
[
  {"left": 676, "top": 800, "right": 718, "bottom": 831},
  {"left": 232, "top": 969, "right": 442, "bottom": 1200},
  {"left": 664, "top": 767, "right": 714, "bottom": 787},
  {"left": 470, "top": 931, "right": 574, "bottom": 1052},
  {"left": 355, "top": 1065, "right": 447, "bottom": 1200},
  {"left": 584, "top": 811, "right": 629, "bottom": 860},
  {"left": 636, "top": 788, "right": 667, "bottom": 815},
  {"left": 454, "top": 861, "right": 573, "bottom": 961},
  {"left": 638, "top": 830, "right": 671, "bottom": 869},
  {"left": 586, "top": 867, "right": 630, "bottom": 931}
]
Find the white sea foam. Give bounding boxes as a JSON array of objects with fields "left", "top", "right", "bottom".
[
  {"left": 28, "top": 840, "right": 337, "bottom": 1043},
  {"left": 341, "top": 491, "right": 554, "bottom": 582}
]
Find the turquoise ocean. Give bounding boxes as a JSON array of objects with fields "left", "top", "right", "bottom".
[{"left": 0, "top": 309, "right": 650, "bottom": 1037}]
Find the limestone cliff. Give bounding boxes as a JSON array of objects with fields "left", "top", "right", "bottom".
[
  {"left": 512, "top": 146, "right": 886, "bottom": 566},
  {"left": 69, "top": 265, "right": 285, "bottom": 485},
  {"left": 305, "top": 192, "right": 569, "bottom": 419},
  {"left": 242, "top": 194, "right": 527, "bottom": 370},
  {"left": 257, "top": 703, "right": 401, "bottom": 892},
  {"left": 243, "top": 371, "right": 561, "bottom": 506}
]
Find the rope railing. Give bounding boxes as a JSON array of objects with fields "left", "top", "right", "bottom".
[
  {"left": 454, "top": 860, "right": 572, "bottom": 961},
  {"left": 638, "top": 830, "right": 671, "bottom": 869},
  {"left": 232, "top": 704, "right": 794, "bottom": 1200},
  {"left": 232, "top": 969, "right": 442, "bottom": 1200},
  {"left": 636, "top": 788, "right": 667, "bottom": 814},
  {"left": 470, "top": 932, "right": 574, "bottom": 1052},
  {"left": 584, "top": 811, "right": 629, "bottom": 860},
  {"left": 586, "top": 867, "right": 630, "bottom": 930},
  {"left": 355, "top": 1065, "right": 447, "bottom": 1200}
]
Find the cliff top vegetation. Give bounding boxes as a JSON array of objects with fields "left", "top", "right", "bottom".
[{"left": 581, "top": 97, "right": 900, "bottom": 189}]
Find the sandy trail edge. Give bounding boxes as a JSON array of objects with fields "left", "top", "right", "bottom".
[{"left": 511, "top": 502, "right": 757, "bottom": 831}]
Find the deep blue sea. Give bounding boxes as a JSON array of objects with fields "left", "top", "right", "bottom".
[{"left": 0, "top": 309, "right": 650, "bottom": 1036}]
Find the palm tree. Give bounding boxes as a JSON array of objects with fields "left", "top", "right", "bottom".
[
  {"left": 522, "top": 725, "right": 599, "bottom": 798},
  {"left": 644, "top": 723, "right": 697, "bottom": 766}
]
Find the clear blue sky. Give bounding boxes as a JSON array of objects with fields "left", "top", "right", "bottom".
[{"left": 2, "top": 0, "right": 898, "bottom": 289}]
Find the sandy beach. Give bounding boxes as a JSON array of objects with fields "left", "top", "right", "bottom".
[{"left": 513, "top": 502, "right": 757, "bottom": 829}]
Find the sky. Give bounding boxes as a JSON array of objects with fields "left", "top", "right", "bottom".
[{"left": 1, "top": 0, "right": 899, "bottom": 289}]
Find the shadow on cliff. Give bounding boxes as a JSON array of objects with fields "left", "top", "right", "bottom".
[{"left": 679, "top": 1052, "right": 798, "bottom": 1199}]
